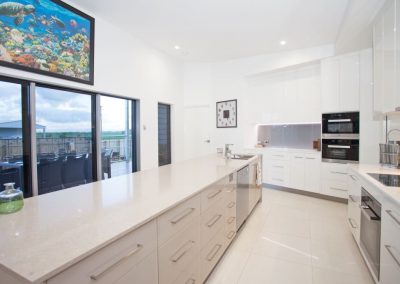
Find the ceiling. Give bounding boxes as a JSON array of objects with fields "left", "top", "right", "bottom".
[{"left": 70, "top": 0, "right": 367, "bottom": 62}]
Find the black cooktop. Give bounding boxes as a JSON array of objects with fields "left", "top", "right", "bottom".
[{"left": 368, "top": 173, "right": 400, "bottom": 187}]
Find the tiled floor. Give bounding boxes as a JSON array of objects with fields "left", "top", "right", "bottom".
[{"left": 206, "top": 188, "right": 374, "bottom": 284}]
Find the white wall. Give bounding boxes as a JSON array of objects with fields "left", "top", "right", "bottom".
[
  {"left": 0, "top": 2, "right": 184, "bottom": 170},
  {"left": 183, "top": 45, "right": 334, "bottom": 158}
]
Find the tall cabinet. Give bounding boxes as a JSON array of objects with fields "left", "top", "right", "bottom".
[
  {"left": 373, "top": 0, "right": 400, "bottom": 115},
  {"left": 321, "top": 52, "right": 360, "bottom": 113}
]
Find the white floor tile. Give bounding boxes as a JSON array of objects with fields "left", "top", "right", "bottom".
[
  {"left": 206, "top": 188, "right": 374, "bottom": 284},
  {"left": 238, "top": 254, "right": 313, "bottom": 284},
  {"left": 251, "top": 231, "right": 312, "bottom": 265}
]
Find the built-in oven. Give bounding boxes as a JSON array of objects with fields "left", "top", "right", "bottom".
[
  {"left": 322, "top": 112, "right": 359, "bottom": 139},
  {"left": 360, "top": 187, "right": 381, "bottom": 281},
  {"left": 322, "top": 139, "right": 359, "bottom": 163}
]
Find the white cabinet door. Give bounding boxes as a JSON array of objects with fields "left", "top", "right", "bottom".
[
  {"left": 289, "top": 154, "right": 305, "bottom": 190},
  {"left": 339, "top": 53, "right": 360, "bottom": 111},
  {"left": 396, "top": 0, "right": 400, "bottom": 110},
  {"left": 373, "top": 15, "right": 385, "bottom": 115},
  {"left": 321, "top": 58, "right": 340, "bottom": 113},
  {"left": 383, "top": 0, "right": 397, "bottom": 113},
  {"left": 304, "top": 155, "right": 321, "bottom": 193}
]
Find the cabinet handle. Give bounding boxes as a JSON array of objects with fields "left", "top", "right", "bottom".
[
  {"left": 227, "top": 230, "right": 235, "bottom": 239},
  {"left": 294, "top": 156, "right": 303, "bottom": 159},
  {"left": 170, "top": 240, "right": 196, "bottom": 263},
  {"left": 226, "top": 187, "right": 235, "bottom": 193},
  {"left": 90, "top": 244, "right": 143, "bottom": 280},
  {"left": 207, "top": 214, "right": 222, "bottom": 227},
  {"left": 185, "top": 278, "right": 196, "bottom": 284},
  {"left": 170, "top": 208, "right": 196, "bottom": 224},
  {"left": 385, "top": 245, "right": 400, "bottom": 268},
  {"left": 386, "top": 210, "right": 400, "bottom": 226},
  {"left": 272, "top": 178, "right": 284, "bottom": 182},
  {"left": 348, "top": 218, "right": 357, "bottom": 229},
  {"left": 331, "top": 171, "right": 347, "bottom": 175},
  {"left": 273, "top": 165, "right": 284, "bottom": 169},
  {"left": 273, "top": 154, "right": 284, "bottom": 157},
  {"left": 330, "top": 187, "right": 346, "bottom": 192},
  {"left": 348, "top": 195, "right": 356, "bottom": 203},
  {"left": 306, "top": 157, "right": 316, "bottom": 160},
  {"left": 207, "top": 189, "right": 222, "bottom": 199},
  {"left": 227, "top": 201, "right": 236, "bottom": 208},
  {"left": 350, "top": 175, "right": 358, "bottom": 181},
  {"left": 227, "top": 216, "right": 235, "bottom": 224},
  {"left": 206, "top": 244, "right": 223, "bottom": 261}
]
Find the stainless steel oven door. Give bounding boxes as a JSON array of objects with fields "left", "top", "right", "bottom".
[{"left": 360, "top": 188, "right": 381, "bottom": 281}]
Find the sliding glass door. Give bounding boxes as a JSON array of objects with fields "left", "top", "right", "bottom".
[
  {"left": 99, "top": 96, "right": 137, "bottom": 179},
  {"left": 0, "top": 79, "right": 31, "bottom": 196},
  {"left": 35, "top": 86, "right": 95, "bottom": 194}
]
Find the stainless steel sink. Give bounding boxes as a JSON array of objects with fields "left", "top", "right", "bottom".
[{"left": 231, "top": 154, "right": 255, "bottom": 160}]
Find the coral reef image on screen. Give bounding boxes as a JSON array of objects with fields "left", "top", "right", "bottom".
[{"left": 0, "top": 0, "right": 92, "bottom": 82}]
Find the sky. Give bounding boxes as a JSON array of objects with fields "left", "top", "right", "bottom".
[{"left": 0, "top": 81, "right": 130, "bottom": 133}]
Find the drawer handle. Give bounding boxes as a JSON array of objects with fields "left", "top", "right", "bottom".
[
  {"left": 206, "top": 244, "right": 223, "bottom": 261},
  {"left": 185, "top": 278, "right": 196, "bottom": 284},
  {"left": 90, "top": 244, "right": 143, "bottom": 281},
  {"left": 170, "top": 240, "right": 196, "bottom": 263},
  {"left": 227, "top": 201, "right": 236, "bottom": 208},
  {"left": 330, "top": 187, "right": 346, "bottom": 192},
  {"left": 348, "top": 218, "right": 357, "bottom": 229},
  {"left": 273, "top": 154, "right": 284, "bottom": 157},
  {"left": 170, "top": 208, "right": 196, "bottom": 225},
  {"left": 207, "top": 189, "right": 222, "bottom": 199},
  {"left": 350, "top": 175, "right": 358, "bottom": 181},
  {"left": 331, "top": 171, "right": 347, "bottom": 175},
  {"left": 294, "top": 156, "right": 303, "bottom": 159},
  {"left": 227, "top": 230, "right": 235, "bottom": 239},
  {"left": 348, "top": 195, "right": 356, "bottom": 203},
  {"left": 273, "top": 165, "right": 284, "bottom": 169},
  {"left": 306, "top": 157, "right": 316, "bottom": 160},
  {"left": 272, "top": 178, "right": 284, "bottom": 182},
  {"left": 227, "top": 187, "right": 235, "bottom": 193},
  {"left": 207, "top": 214, "right": 222, "bottom": 227},
  {"left": 385, "top": 245, "right": 400, "bottom": 268},
  {"left": 227, "top": 216, "right": 235, "bottom": 224},
  {"left": 386, "top": 210, "right": 400, "bottom": 226}
]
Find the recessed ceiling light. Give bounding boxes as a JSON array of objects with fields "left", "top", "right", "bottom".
[
  {"left": 174, "top": 45, "right": 181, "bottom": 50},
  {"left": 280, "top": 40, "right": 287, "bottom": 46}
]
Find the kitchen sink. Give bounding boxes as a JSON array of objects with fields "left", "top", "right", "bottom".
[{"left": 231, "top": 154, "right": 255, "bottom": 160}]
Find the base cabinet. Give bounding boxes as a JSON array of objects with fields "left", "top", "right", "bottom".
[
  {"left": 347, "top": 174, "right": 361, "bottom": 244},
  {"left": 380, "top": 202, "right": 400, "bottom": 284}
]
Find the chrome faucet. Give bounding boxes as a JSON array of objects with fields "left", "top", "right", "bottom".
[
  {"left": 387, "top": 128, "right": 400, "bottom": 143},
  {"left": 224, "top": 144, "right": 233, "bottom": 159}
]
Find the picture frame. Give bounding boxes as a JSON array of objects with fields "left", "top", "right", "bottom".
[
  {"left": 216, "top": 99, "right": 237, "bottom": 128},
  {"left": 0, "top": 0, "right": 95, "bottom": 85}
]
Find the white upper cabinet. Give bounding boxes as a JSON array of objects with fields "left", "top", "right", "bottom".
[
  {"left": 373, "top": 0, "right": 400, "bottom": 115},
  {"left": 321, "top": 52, "right": 360, "bottom": 113},
  {"left": 321, "top": 58, "right": 340, "bottom": 112}
]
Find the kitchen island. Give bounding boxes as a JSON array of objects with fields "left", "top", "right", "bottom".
[{"left": 0, "top": 154, "right": 261, "bottom": 284}]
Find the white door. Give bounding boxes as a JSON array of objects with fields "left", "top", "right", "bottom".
[
  {"left": 321, "top": 58, "right": 340, "bottom": 113},
  {"left": 184, "top": 105, "right": 213, "bottom": 159},
  {"left": 304, "top": 154, "right": 321, "bottom": 193},
  {"left": 339, "top": 53, "right": 360, "bottom": 111}
]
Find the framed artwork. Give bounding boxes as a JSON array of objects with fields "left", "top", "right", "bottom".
[
  {"left": 0, "top": 0, "right": 95, "bottom": 85},
  {"left": 216, "top": 99, "right": 237, "bottom": 128}
]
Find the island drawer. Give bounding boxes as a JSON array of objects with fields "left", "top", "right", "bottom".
[
  {"left": 172, "top": 255, "right": 201, "bottom": 284},
  {"left": 158, "top": 218, "right": 200, "bottom": 284},
  {"left": 201, "top": 184, "right": 224, "bottom": 212},
  {"left": 201, "top": 197, "right": 225, "bottom": 246},
  {"left": 200, "top": 227, "right": 226, "bottom": 282},
  {"left": 158, "top": 194, "right": 201, "bottom": 245},
  {"left": 47, "top": 220, "right": 157, "bottom": 284}
]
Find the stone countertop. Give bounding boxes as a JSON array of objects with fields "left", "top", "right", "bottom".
[
  {"left": 245, "top": 147, "right": 321, "bottom": 154},
  {"left": 349, "top": 164, "right": 400, "bottom": 206},
  {"left": 0, "top": 154, "right": 258, "bottom": 283}
]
